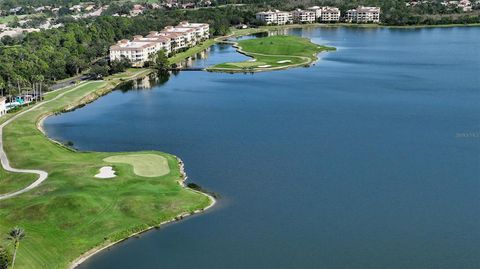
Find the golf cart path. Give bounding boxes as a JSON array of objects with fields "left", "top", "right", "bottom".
[{"left": 0, "top": 82, "right": 93, "bottom": 200}]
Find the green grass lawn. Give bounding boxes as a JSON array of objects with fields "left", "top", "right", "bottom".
[
  {"left": 168, "top": 39, "right": 217, "bottom": 65},
  {"left": 104, "top": 154, "right": 170, "bottom": 177},
  {"left": 0, "top": 70, "right": 211, "bottom": 269},
  {"left": 0, "top": 170, "right": 37, "bottom": 194},
  {"left": 209, "top": 35, "right": 335, "bottom": 72}
]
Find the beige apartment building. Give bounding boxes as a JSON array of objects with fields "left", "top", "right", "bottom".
[
  {"left": 292, "top": 9, "right": 316, "bottom": 23},
  {"left": 307, "top": 6, "right": 322, "bottom": 19},
  {"left": 177, "top": 21, "right": 210, "bottom": 41},
  {"left": 319, "top": 7, "right": 341, "bottom": 22},
  {"left": 346, "top": 6, "right": 381, "bottom": 23},
  {"left": 109, "top": 22, "right": 209, "bottom": 66},
  {"left": 256, "top": 10, "right": 293, "bottom": 25}
]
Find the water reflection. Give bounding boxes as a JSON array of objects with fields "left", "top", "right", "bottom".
[{"left": 118, "top": 71, "right": 171, "bottom": 92}]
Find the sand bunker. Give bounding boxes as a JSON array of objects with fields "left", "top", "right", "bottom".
[
  {"left": 277, "top": 60, "right": 292, "bottom": 64},
  {"left": 95, "top": 166, "right": 116, "bottom": 179},
  {"left": 258, "top": 65, "right": 272, "bottom": 68}
]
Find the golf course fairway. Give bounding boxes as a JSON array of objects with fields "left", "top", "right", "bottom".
[
  {"left": 0, "top": 70, "right": 213, "bottom": 269},
  {"left": 208, "top": 35, "right": 335, "bottom": 72}
]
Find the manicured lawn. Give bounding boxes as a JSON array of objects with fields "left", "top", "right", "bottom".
[
  {"left": 0, "top": 170, "right": 36, "bottom": 194},
  {"left": 209, "top": 35, "right": 335, "bottom": 72},
  {"left": 0, "top": 70, "right": 211, "bottom": 269},
  {"left": 104, "top": 154, "right": 170, "bottom": 177},
  {"left": 168, "top": 39, "right": 217, "bottom": 65}
]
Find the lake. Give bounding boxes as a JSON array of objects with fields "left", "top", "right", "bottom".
[{"left": 44, "top": 26, "right": 480, "bottom": 269}]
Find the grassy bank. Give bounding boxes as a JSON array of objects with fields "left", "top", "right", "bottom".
[
  {"left": 0, "top": 69, "right": 212, "bottom": 268},
  {"left": 208, "top": 35, "right": 335, "bottom": 72},
  {"left": 168, "top": 39, "right": 217, "bottom": 65}
]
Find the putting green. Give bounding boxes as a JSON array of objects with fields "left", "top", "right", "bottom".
[{"left": 104, "top": 154, "right": 170, "bottom": 177}]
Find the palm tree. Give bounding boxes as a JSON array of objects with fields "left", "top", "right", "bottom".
[{"left": 7, "top": 227, "right": 25, "bottom": 269}]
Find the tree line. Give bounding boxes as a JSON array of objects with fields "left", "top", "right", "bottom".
[{"left": 0, "top": 6, "right": 258, "bottom": 96}]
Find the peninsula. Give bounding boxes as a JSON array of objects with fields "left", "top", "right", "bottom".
[{"left": 208, "top": 35, "right": 335, "bottom": 72}]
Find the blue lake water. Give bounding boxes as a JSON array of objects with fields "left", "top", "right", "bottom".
[{"left": 44, "top": 26, "right": 480, "bottom": 269}]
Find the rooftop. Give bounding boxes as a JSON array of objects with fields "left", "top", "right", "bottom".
[
  {"left": 111, "top": 40, "right": 155, "bottom": 50},
  {"left": 356, "top": 6, "right": 381, "bottom": 12}
]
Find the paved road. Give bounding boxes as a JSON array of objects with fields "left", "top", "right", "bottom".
[
  {"left": 0, "top": 82, "right": 90, "bottom": 200},
  {"left": 50, "top": 75, "right": 89, "bottom": 91}
]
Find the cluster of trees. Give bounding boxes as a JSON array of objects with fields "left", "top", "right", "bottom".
[{"left": 0, "top": 0, "right": 111, "bottom": 9}]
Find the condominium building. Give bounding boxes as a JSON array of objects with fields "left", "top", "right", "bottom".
[
  {"left": 0, "top": 97, "right": 6, "bottom": 117},
  {"left": 319, "top": 7, "right": 341, "bottom": 22},
  {"left": 276, "top": 11, "right": 293, "bottom": 25},
  {"left": 346, "top": 6, "right": 381, "bottom": 23},
  {"left": 133, "top": 35, "right": 172, "bottom": 55},
  {"left": 292, "top": 9, "right": 316, "bottom": 23},
  {"left": 256, "top": 10, "right": 292, "bottom": 25},
  {"left": 256, "top": 10, "right": 278, "bottom": 24},
  {"left": 177, "top": 21, "right": 210, "bottom": 41},
  {"left": 307, "top": 6, "right": 322, "bottom": 19},
  {"left": 109, "top": 39, "right": 158, "bottom": 66},
  {"left": 109, "top": 22, "right": 209, "bottom": 66}
]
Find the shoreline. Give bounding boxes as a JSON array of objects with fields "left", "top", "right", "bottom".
[
  {"left": 31, "top": 73, "right": 216, "bottom": 269},
  {"left": 0, "top": 68, "right": 216, "bottom": 268},
  {"left": 4, "top": 22, "right": 476, "bottom": 268},
  {"left": 208, "top": 40, "right": 329, "bottom": 73},
  {"left": 69, "top": 157, "right": 216, "bottom": 269}
]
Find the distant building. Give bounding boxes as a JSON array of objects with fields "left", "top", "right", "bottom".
[
  {"left": 0, "top": 28, "right": 40, "bottom": 39},
  {"left": 319, "top": 7, "right": 341, "bottom": 22},
  {"left": 133, "top": 35, "right": 172, "bottom": 54},
  {"left": 307, "top": 6, "right": 322, "bottom": 19},
  {"left": 347, "top": 6, "right": 381, "bottom": 23},
  {"left": 109, "top": 22, "right": 209, "bottom": 66},
  {"left": 109, "top": 39, "right": 158, "bottom": 66},
  {"left": 130, "top": 4, "right": 144, "bottom": 16},
  {"left": 292, "top": 9, "right": 316, "bottom": 23},
  {"left": 256, "top": 10, "right": 292, "bottom": 25},
  {"left": 458, "top": 0, "right": 473, "bottom": 11},
  {"left": 0, "top": 97, "right": 6, "bottom": 117}
]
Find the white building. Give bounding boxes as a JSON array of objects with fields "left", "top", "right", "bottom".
[
  {"left": 276, "top": 11, "right": 293, "bottom": 25},
  {"left": 177, "top": 21, "right": 210, "bottom": 41},
  {"left": 307, "top": 6, "right": 322, "bottom": 19},
  {"left": 0, "top": 97, "right": 6, "bottom": 117},
  {"left": 256, "top": 10, "right": 278, "bottom": 24},
  {"left": 109, "top": 39, "right": 158, "bottom": 66},
  {"left": 256, "top": 10, "right": 292, "bottom": 25},
  {"left": 319, "top": 7, "right": 341, "bottom": 22},
  {"left": 458, "top": 0, "right": 472, "bottom": 11},
  {"left": 109, "top": 22, "right": 209, "bottom": 66},
  {"left": 346, "top": 6, "right": 381, "bottom": 23},
  {"left": 133, "top": 35, "right": 172, "bottom": 55},
  {"left": 292, "top": 9, "right": 316, "bottom": 23}
]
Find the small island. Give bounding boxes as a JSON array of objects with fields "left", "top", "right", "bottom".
[{"left": 208, "top": 35, "right": 335, "bottom": 72}]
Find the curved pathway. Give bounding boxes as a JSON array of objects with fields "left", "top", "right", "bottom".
[{"left": 0, "top": 82, "right": 91, "bottom": 200}]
